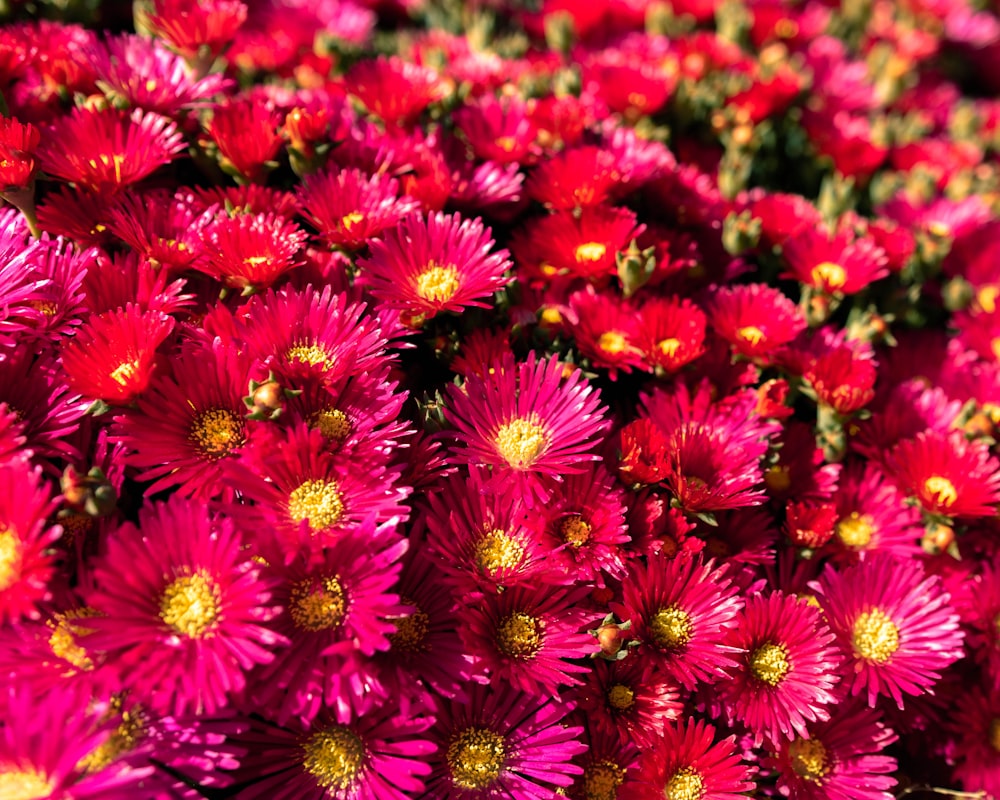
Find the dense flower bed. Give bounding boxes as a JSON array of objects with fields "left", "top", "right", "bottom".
[{"left": 2, "top": 0, "right": 1000, "bottom": 797}]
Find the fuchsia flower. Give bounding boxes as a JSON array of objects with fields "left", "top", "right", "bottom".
[
  {"left": 204, "top": 96, "right": 283, "bottom": 184},
  {"left": 196, "top": 211, "right": 307, "bottom": 290},
  {"left": 344, "top": 56, "right": 448, "bottom": 128},
  {"left": 707, "top": 283, "right": 806, "bottom": 359},
  {"left": 85, "top": 496, "right": 284, "bottom": 717}
]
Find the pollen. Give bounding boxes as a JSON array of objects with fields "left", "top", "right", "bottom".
[
  {"left": 0, "top": 527, "right": 22, "bottom": 592},
  {"left": 243, "top": 255, "right": 269, "bottom": 267},
  {"left": 749, "top": 641, "right": 791, "bottom": 686},
  {"left": 836, "top": 512, "right": 874, "bottom": 549},
  {"left": 310, "top": 408, "right": 351, "bottom": 443},
  {"left": 597, "top": 330, "right": 629, "bottom": 355},
  {"left": 788, "top": 737, "right": 829, "bottom": 782},
  {"left": 286, "top": 341, "right": 334, "bottom": 371},
  {"left": 287, "top": 479, "right": 345, "bottom": 532},
  {"left": 658, "top": 337, "right": 682, "bottom": 357},
  {"left": 340, "top": 211, "right": 364, "bottom": 230},
  {"left": 559, "top": 514, "right": 592, "bottom": 548},
  {"left": 302, "top": 725, "right": 366, "bottom": 791},
  {"left": 650, "top": 605, "right": 693, "bottom": 650},
  {"left": 447, "top": 727, "right": 507, "bottom": 790},
  {"left": 0, "top": 768, "right": 53, "bottom": 800},
  {"left": 159, "top": 570, "right": 221, "bottom": 639},
  {"left": 289, "top": 575, "right": 346, "bottom": 632},
  {"left": 494, "top": 417, "right": 549, "bottom": 469},
  {"left": 77, "top": 700, "right": 147, "bottom": 775},
  {"left": 389, "top": 597, "right": 430, "bottom": 653},
  {"left": 495, "top": 612, "right": 543, "bottom": 658},
  {"left": 583, "top": 759, "right": 626, "bottom": 800},
  {"left": 926, "top": 220, "right": 951, "bottom": 237},
  {"left": 923, "top": 475, "right": 958, "bottom": 508},
  {"left": 737, "top": 325, "right": 766, "bottom": 346},
  {"left": 189, "top": 408, "right": 245, "bottom": 459},
  {"left": 852, "top": 608, "right": 900, "bottom": 664},
  {"left": 607, "top": 683, "right": 635, "bottom": 711},
  {"left": 47, "top": 607, "right": 99, "bottom": 671},
  {"left": 810, "top": 261, "right": 847, "bottom": 290},
  {"left": 575, "top": 242, "right": 607, "bottom": 262},
  {"left": 109, "top": 359, "right": 141, "bottom": 387},
  {"left": 663, "top": 766, "right": 705, "bottom": 800},
  {"left": 473, "top": 528, "right": 525, "bottom": 576},
  {"left": 89, "top": 152, "right": 127, "bottom": 183},
  {"left": 977, "top": 284, "right": 998, "bottom": 313},
  {"left": 494, "top": 136, "right": 518, "bottom": 152},
  {"left": 415, "top": 263, "right": 461, "bottom": 304}
]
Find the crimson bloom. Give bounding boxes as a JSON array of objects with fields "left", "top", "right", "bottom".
[
  {"left": 781, "top": 227, "right": 889, "bottom": 294},
  {"left": 707, "top": 283, "right": 806, "bottom": 358},
  {"left": 0, "top": 115, "right": 39, "bottom": 189},
  {"left": 204, "top": 96, "right": 283, "bottom": 184},
  {"left": 141, "top": 0, "right": 249, "bottom": 61},
  {"left": 196, "top": 211, "right": 307, "bottom": 290}
]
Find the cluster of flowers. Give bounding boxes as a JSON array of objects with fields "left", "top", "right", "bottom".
[{"left": 3, "top": 0, "right": 1000, "bottom": 797}]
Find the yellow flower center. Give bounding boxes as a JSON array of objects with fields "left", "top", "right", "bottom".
[
  {"left": 992, "top": 337, "right": 1000, "bottom": 362},
  {"left": 775, "top": 17, "right": 799, "bottom": 37},
  {"left": 559, "top": 514, "right": 592, "bottom": 548},
  {"left": 310, "top": 408, "right": 351, "bottom": 443},
  {"left": 340, "top": 211, "right": 365, "bottom": 230},
  {"left": 926, "top": 220, "right": 951, "bottom": 237},
  {"left": 494, "top": 136, "right": 518, "bottom": 152},
  {"left": 447, "top": 727, "right": 506, "bottom": 790},
  {"left": 977, "top": 284, "right": 999, "bottom": 313},
  {"left": 0, "top": 527, "right": 22, "bottom": 592},
  {"left": 607, "top": 683, "right": 635, "bottom": 711},
  {"left": 749, "top": 642, "right": 790, "bottom": 686},
  {"left": 852, "top": 608, "right": 900, "bottom": 664},
  {"left": 989, "top": 719, "right": 1000, "bottom": 753},
  {"left": 287, "top": 479, "right": 344, "bottom": 532},
  {"left": 302, "top": 726, "right": 366, "bottom": 791},
  {"left": 810, "top": 261, "right": 847, "bottom": 290},
  {"left": 764, "top": 465, "right": 791, "bottom": 492},
  {"left": 243, "top": 255, "right": 268, "bottom": 267},
  {"left": 189, "top": 408, "right": 245, "bottom": 459},
  {"left": 109, "top": 359, "right": 140, "bottom": 387},
  {"left": 597, "top": 330, "right": 629, "bottom": 355},
  {"left": 77, "top": 701, "right": 146, "bottom": 774},
  {"left": 415, "top": 263, "right": 461, "bottom": 304},
  {"left": 289, "top": 575, "right": 346, "bottom": 632},
  {"left": 737, "top": 326, "right": 766, "bottom": 346},
  {"left": 0, "top": 768, "right": 53, "bottom": 800},
  {"left": 286, "top": 342, "right": 334, "bottom": 371},
  {"left": 583, "top": 759, "right": 626, "bottom": 800},
  {"left": 663, "top": 766, "right": 705, "bottom": 800},
  {"left": 47, "top": 607, "right": 99, "bottom": 671},
  {"left": 89, "top": 152, "right": 127, "bottom": 183},
  {"left": 836, "top": 512, "right": 874, "bottom": 549},
  {"left": 923, "top": 475, "right": 957, "bottom": 508},
  {"left": 575, "top": 242, "right": 607, "bottom": 262},
  {"left": 473, "top": 529, "right": 525, "bottom": 576},
  {"left": 495, "top": 612, "right": 543, "bottom": 658},
  {"left": 650, "top": 605, "right": 692, "bottom": 649},
  {"left": 389, "top": 597, "right": 430, "bottom": 653},
  {"left": 658, "top": 337, "right": 681, "bottom": 357},
  {"left": 788, "top": 738, "right": 829, "bottom": 782},
  {"left": 494, "top": 417, "right": 549, "bottom": 469},
  {"left": 159, "top": 570, "right": 220, "bottom": 638}
]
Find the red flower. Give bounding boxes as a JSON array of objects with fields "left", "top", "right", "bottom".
[
  {"left": 344, "top": 56, "right": 448, "bottom": 128},
  {"left": 637, "top": 295, "right": 707, "bottom": 373},
  {"left": 204, "top": 96, "right": 283, "bottom": 184},
  {"left": 0, "top": 116, "right": 39, "bottom": 190},
  {"left": 141, "top": 0, "right": 248, "bottom": 61},
  {"left": 781, "top": 227, "right": 889, "bottom": 295},
  {"left": 526, "top": 145, "right": 623, "bottom": 210},
  {"left": 619, "top": 418, "right": 671, "bottom": 486},
  {"left": 707, "top": 283, "right": 806, "bottom": 359},
  {"left": 196, "top": 211, "right": 307, "bottom": 290}
]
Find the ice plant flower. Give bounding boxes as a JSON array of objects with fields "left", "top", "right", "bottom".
[
  {"left": 445, "top": 352, "right": 610, "bottom": 506},
  {"left": 781, "top": 227, "right": 889, "bottom": 295},
  {"left": 204, "top": 96, "right": 283, "bottom": 184},
  {"left": 707, "top": 283, "right": 807, "bottom": 359},
  {"left": 811, "top": 554, "right": 964, "bottom": 709},
  {"left": 635, "top": 717, "right": 755, "bottom": 800},
  {"left": 62, "top": 304, "right": 175, "bottom": 406},
  {"left": 196, "top": 211, "right": 306, "bottom": 290},
  {"left": 358, "top": 211, "right": 512, "bottom": 327},
  {"left": 37, "top": 106, "right": 185, "bottom": 195},
  {"left": 0, "top": 115, "right": 39, "bottom": 190},
  {"left": 719, "top": 591, "right": 841, "bottom": 745},
  {"left": 85, "top": 496, "right": 285, "bottom": 716},
  {"left": 140, "top": 0, "right": 249, "bottom": 62}
]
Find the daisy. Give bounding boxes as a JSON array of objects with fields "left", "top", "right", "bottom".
[
  {"left": 84, "top": 496, "right": 285, "bottom": 717},
  {"left": 706, "top": 283, "right": 806, "bottom": 359},
  {"left": 526, "top": 145, "right": 623, "bottom": 210},
  {"left": 885, "top": 430, "right": 1000, "bottom": 519},
  {"left": 196, "top": 210, "right": 307, "bottom": 291},
  {"left": 781, "top": 227, "right": 889, "bottom": 294},
  {"left": 567, "top": 726, "right": 641, "bottom": 800},
  {"left": 233, "top": 700, "right": 434, "bottom": 800},
  {"left": 0, "top": 462, "right": 61, "bottom": 625},
  {"left": 568, "top": 286, "right": 646, "bottom": 379},
  {"left": 577, "top": 657, "right": 683, "bottom": 749},
  {"left": 106, "top": 189, "right": 213, "bottom": 273},
  {"left": 634, "top": 717, "right": 755, "bottom": 800},
  {"left": 37, "top": 106, "right": 185, "bottom": 195},
  {"left": 765, "top": 701, "right": 898, "bottom": 800},
  {"left": 250, "top": 518, "right": 408, "bottom": 725},
  {"left": 810, "top": 553, "right": 964, "bottom": 709},
  {"left": 719, "top": 591, "right": 841, "bottom": 746},
  {"left": 445, "top": 351, "right": 610, "bottom": 506},
  {"left": 62, "top": 304, "right": 175, "bottom": 406},
  {"left": 424, "top": 684, "right": 585, "bottom": 798},
  {"left": 612, "top": 553, "right": 743, "bottom": 689},
  {"left": 298, "top": 165, "right": 419, "bottom": 252},
  {"left": 452, "top": 92, "right": 539, "bottom": 165},
  {"left": 358, "top": 211, "right": 512, "bottom": 328},
  {"left": 459, "top": 584, "right": 594, "bottom": 697},
  {"left": 224, "top": 423, "right": 409, "bottom": 558},
  {"left": 636, "top": 295, "right": 707, "bottom": 374},
  {"left": 112, "top": 339, "right": 254, "bottom": 500}
]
